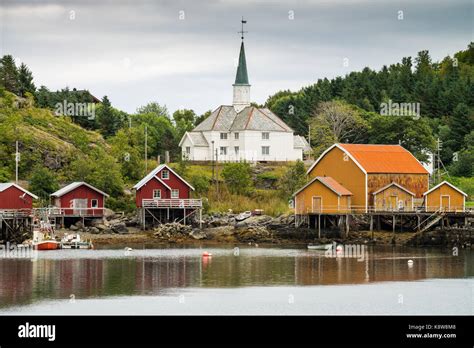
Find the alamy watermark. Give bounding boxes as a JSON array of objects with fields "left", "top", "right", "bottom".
[
  {"left": 55, "top": 100, "right": 96, "bottom": 120},
  {"left": 0, "top": 242, "right": 38, "bottom": 260},
  {"left": 324, "top": 242, "right": 367, "bottom": 262},
  {"left": 380, "top": 99, "right": 420, "bottom": 120}
]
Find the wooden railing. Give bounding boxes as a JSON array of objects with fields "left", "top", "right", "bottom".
[
  {"left": 0, "top": 209, "right": 32, "bottom": 218},
  {"left": 34, "top": 207, "right": 106, "bottom": 217},
  {"left": 142, "top": 199, "right": 202, "bottom": 209},
  {"left": 295, "top": 204, "right": 468, "bottom": 214}
]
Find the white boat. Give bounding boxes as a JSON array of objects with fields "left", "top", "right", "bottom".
[
  {"left": 307, "top": 243, "right": 333, "bottom": 250},
  {"left": 60, "top": 233, "right": 93, "bottom": 249},
  {"left": 235, "top": 211, "right": 252, "bottom": 221}
]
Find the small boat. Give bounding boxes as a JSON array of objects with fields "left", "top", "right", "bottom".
[
  {"left": 60, "top": 233, "right": 93, "bottom": 250},
  {"left": 236, "top": 211, "right": 252, "bottom": 221},
  {"left": 307, "top": 243, "right": 333, "bottom": 250},
  {"left": 34, "top": 240, "right": 61, "bottom": 250}
]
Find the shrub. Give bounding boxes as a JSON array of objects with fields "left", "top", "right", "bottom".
[{"left": 221, "top": 162, "right": 253, "bottom": 195}]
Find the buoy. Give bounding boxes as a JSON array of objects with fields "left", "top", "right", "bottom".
[
  {"left": 408, "top": 259, "right": 414, "bottom": 266},
  {"left": 202, "top": 251, "right": 212, "bottom": 257},
  {"left": 124, "top": 247, "right": 133, "bottom": 252}
]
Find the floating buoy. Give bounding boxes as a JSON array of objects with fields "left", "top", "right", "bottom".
[
  {"left": 408, "top": 259, "right": 414, "bottom": 266},
  {"left": 202, "top": 251, "right": 212, "bottom": 257},
  {"left": 124, "top": 247, "right": 133, "bottom": 252}
]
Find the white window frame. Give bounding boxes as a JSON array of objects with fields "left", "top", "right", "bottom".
[
  {"left": 220, "top": 146, "right": 227, "bottom": 155},
  {"left": 91, "top": 199, "right": 98, "bottom": 208},
  {"left": 171, "top": 189, "right": 179, "bottom": 198},
  {"left": 161, "top": 170, "right": 169, "bottom": 180},
  {"left": 262, "top": 146, "right": 270, "bottom": 155},
  {"left": 220, "top": 133, "right": 228, "bottom": 140},
  {"left": 262, "top": 132, "right": 270, "bottom": 140},
  {"left": 153, "top": 189, "right": 161, "bottom": 199},
  {"left": 185, "top": 146, "right": 191, "bottom": 154}
]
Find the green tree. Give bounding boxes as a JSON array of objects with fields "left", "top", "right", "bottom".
[
  {"left": 221, "top": 162, "right": 253, "bottom": 195},
  {"left": 190, "top": 174, "right": 210, "bottom": 195},
  {"left": 136, "top": 102, "right": 169, "bottom": 118},
  {"left": 29, "top": 166, "right": 59, "bottom": 201},
  {"left": 449, "top": 103, "right": 472, "bottom": 151},
  {"left": 0, "top": 55, "right": 19, "bottom": 95},
  {"left": 96, "top": 96, "right": 123, "bottom": 137},
  {"left": 18, "top": 63, "right": 36, "bottom": 97},
  {"left": 173, "top": 109, "right": 196, "bottom": 140},
  {"left": 279, "top": 160, "right": 307, "bottom": 198}
]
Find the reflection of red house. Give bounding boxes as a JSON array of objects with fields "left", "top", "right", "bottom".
[
  {"left": 0, "top": 183, "right": 38, "bottom": 211},
  {"left": 50, "top": 182, "right": 109, "bottom": 217}
]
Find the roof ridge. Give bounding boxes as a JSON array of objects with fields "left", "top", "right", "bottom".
[
  {"left": 244, "top": 107, "right": 255, "bottom": 129},
  {"left": 258, "top": 108, "right": 288, "bottom": 131},
  {"left": 211, "top": 106, "right": 223, "bottom": 130}
]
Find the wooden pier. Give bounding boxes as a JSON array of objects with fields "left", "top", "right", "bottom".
[
  {"left": 296, "top": 207, "right": 474, "bottom": 239},
  {"left": 0, "top": 210, "right": 34, "bottom": 243},
  {"left": 139, "top": 198, "right": 203, "bottom": 229}
]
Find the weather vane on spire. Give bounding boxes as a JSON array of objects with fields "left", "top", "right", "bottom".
[{"left": 238, "top": 16, "right": 247, "bottom": 40}]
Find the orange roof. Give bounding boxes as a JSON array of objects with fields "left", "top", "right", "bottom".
[
  {"left": 337, "top": 144, "right": 428, "bottom": 174},
  {"left": 317, "top": 177, "right": 353, "bottom": 196},
  {"left": 294, "top": 176, "right": 352, "bottom": 196}
]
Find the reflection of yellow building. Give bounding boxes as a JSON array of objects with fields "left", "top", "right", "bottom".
[
  {"left": 424, "top": 181, "right": 467, "bottom": 212},
  {"left": 373, "top": 182, "right": 415, "bottom": 212},
  {"left": 294, "top": 176, "right": 352, "bottom": 214}
]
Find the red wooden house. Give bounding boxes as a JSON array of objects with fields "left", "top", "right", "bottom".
[
  {"left": 133, "top": 164, "right": 202, "bottom": 228},
  {"left": 0, "top": 183, "right": 38, "bottom": 211},
  {"left": 50, "top": 182, "right": 109, "bottom": 217}
]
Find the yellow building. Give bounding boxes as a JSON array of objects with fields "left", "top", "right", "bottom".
[
  {"left": 294, "top": 176, "right": 352, "bottom": 214},
  {"left": 372, "top": 182, "right": 415, "bottom": 212},
  {"left": 424, "top": 181, "right": 467, "bottom": 212},
  {"left": 305, "top": 143, "right": 429, "bottom": 213}
]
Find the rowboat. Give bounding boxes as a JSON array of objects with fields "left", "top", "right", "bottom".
[
  {"left": 61, "top": 234, "right": 93, "bottom": 249},
  {"left": 307, "top": 243, "right": 333, "bottom": 250},
  {"left": 236, "top": 211, "right": 252, "bottom": 221}
]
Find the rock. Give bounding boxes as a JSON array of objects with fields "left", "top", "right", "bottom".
[
  {"left": 89, "top": 227, "right": 100, "bottom": 234},
  {"left": 96, "top": 224, "right": 108, "bottom": 231},
  {"left": 111, "top": 222, "right": 128, "bottom": 234},
  {"left": 91, "top": 219, "right": 105, "bottom": 227},
  {"left": 69, "top": 225, "right": 79, "bottom": 231},
  {"left": 74, "top": 221, "right": 84, "bottom": 228},
  {"left": 103, "top": 208, "right": 115, "bottom": 220},
  {"left": 189, "top": 230, "right": 207, "bottom": 240},
  {"left": 235, "top": 215, "right": 273, "bottom": 228}
]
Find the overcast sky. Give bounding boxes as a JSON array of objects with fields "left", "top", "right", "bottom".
[{"left": 0, "top": 0, "right": 472, "bottom": 115}]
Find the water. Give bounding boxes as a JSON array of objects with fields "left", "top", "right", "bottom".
[{"left": 0, "top": 245, "right": 472, "bottom": 315}]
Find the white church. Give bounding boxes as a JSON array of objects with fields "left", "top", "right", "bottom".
[{"left": 179, "top": 28, "right": 310, "bottom": 162}]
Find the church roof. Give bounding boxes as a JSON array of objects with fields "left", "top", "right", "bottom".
[
  {"left": 234, "top": 41, "right": 249, "bottom": 85},
  {"left": 192, "top": 105, "right": 293, "bottom": 133}
]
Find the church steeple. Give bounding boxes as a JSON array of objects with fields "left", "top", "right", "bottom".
[
  {"left": 234, "top": 41, "right": 249, "bottom": 85},
  {"left": 233, "top": 17, "right": 251, "bottom": 112}
]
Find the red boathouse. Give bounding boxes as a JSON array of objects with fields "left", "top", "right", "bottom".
[
  {"left": 133, "top": 164, "right": 202, "bottom": 228},
  {"left": 0, "top": 183, "right": 38, "bottom": 241},
  {"left": 50, "top": 182, "right": 109, "bottom": 226},
  {"left": 0, "top": 183, "right": 38, "bottom": 211}
]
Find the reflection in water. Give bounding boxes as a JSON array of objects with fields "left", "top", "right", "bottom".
[{"left": 0, "top": 246, "right": 471, "bottom": 309}]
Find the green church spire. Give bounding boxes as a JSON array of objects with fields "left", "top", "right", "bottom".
[{"left": 234, "top": 41, "right": 249, "bottom": 85}]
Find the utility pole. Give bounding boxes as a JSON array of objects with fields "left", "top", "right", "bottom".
[
  {"left": 144, "top": 125, "right": 148, "bottom": 174},
  {"left": 215, "top": 148, "right": 219, "bottom": 196},
  {"left": 211, "top": 140, "right": 215, "bottom": 181},
  {"left": 15, "top": 141, "right": 19, "bottom": 184},
  {"left": 308, "top": 125, "right": 311, "bottom": 159}
]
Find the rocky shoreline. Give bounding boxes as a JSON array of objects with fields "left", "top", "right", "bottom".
[{"left": 56, "top": 211, "right": 473, "bottom": 248}]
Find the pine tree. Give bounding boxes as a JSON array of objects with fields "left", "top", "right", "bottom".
[
  {"left": 18, "top": 63, "right": 36, "bottom": 97},
  {"left": 0, "top": 55, "right": 19, "bottom": 94}
]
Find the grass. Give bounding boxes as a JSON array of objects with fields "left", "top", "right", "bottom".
[
  {"left": 204, "top": 186, "right": 291, "bottom": 216},
  {"left": 466, "top": 201, "right": 474, "bottom": 208}
]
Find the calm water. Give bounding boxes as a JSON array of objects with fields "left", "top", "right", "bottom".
[{"left": 0, "top": 245, "right": 472, "bottom": 315}]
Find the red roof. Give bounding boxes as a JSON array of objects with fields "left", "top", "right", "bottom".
[{"left": 337, "top": 144, "right": 428, "bottom": 174}]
